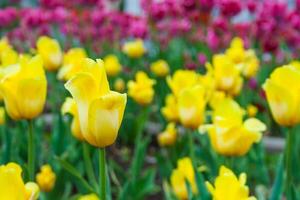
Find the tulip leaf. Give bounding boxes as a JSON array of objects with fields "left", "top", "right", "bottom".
[
  {"left": 55, "top": 156, "right": 95, "bottom": 193},
  {"left": 195, "top": 169, "right": 210, "bottom": 200},
  {"left": 269, "top": 155, "right": 284, "bottom": 200}
]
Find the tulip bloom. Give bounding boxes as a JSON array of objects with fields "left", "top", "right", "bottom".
[
  {"left": 62, "top": 97, "right": 84, "bottom": 141},
  {"left": 0, "top": 107, "right": 5, "bottom": 125},
  {"left": 201, "top": 98, "right": 266, "bottom": 156},
  {"left": 161, "top": 94, "right": 179, "bottom": 122},
  {"left": 127, "top": 71, "right": 155, "bottom": 105},
  {"left": 65, "top": 58, "right": 127, "bottom": 147},
  {"left": 210, "top": 54, "right": 243, "bottom": 96},
  {"left": 263, "top": 63, "right": 300, "bottom": 126},
  {"left": 167, "top": 70, "right": 200, "bottom": 97},
  {"left": 36, "top": 165, "right": 56, "bottom": 192},
  {"left": 150, "top": 59, "right": 170, "bottom": 77},
  {"left": 170, "top": 157, "right": 198, "bottom": 199},
  {"left": 0, "top": 48, "right": 19, "bottom": 67},
  {"left": 103, "top": 54, "right": 122, "bottom": 77},
  {"left": 36, "top": 36, "right": 62, "bottom": 71},
  {"left": 0, "top": 55, "right": 47, "bottom": 120},
  {"left": 178, "top": 85, "right": 206, "bottom": 129},
  {"left": 206, "top": 166, "right": 256, "bottom": 200},
  {"left": 0, "top": 162, "right": 39, "bottom": 200},
  {"left": 114, "top": 78, "right": 126, "bottom": 93},
  {"left": 79, "top": 194, "right": 99, "bottom": 200},
  {"left": 58, "top": 48, "right": 87, "bottom": 81},
  {"left": 157, "top": 123, "right": 177, "bottom": 146},
  {"left": 122, "top": 39, "right": 146, "bottom": 58}
]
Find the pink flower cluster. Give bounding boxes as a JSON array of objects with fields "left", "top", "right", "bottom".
[{"left": 1, "top": 0, "right": 300, "bottom": 56}]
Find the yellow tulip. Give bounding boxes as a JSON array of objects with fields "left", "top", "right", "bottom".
[
  {"left": 122, "top": 39, "right": 146, "bottom": 58},
  {"left": 114, "top": 78, "right": 126, "bottom": 93},
  {"left": 61, "top": 97, "right": 84, "bottom": 141},
  {"left": 226, "top": 37, "right": 246, "bottom": 64},
  {"left": 157, "top": 123, "right": 177, "bottom": 146},
  {"left": 206, "top": 166, "right": 256, "bottom": 200},
  {"left": 161, "top": 94, "right": 179, "bottom": 122},
  {"left": 178, "top": 85, "right": 206, "bottom": 129},
  {"left": 65, "top": 58, "right": 127, "bottom": 147},
  {"left": 25, "top": 182, "right": 40, "bottom": 200},
  {"left": 150, "top": 59, "right": 170, "bottom": 77},
  {"left": 36, "top": 36, "right": 62, "bottom": 71},
  {"left": 263, "top": 63, "right": 300, "bottom": 126},
  {"left": 0, "top": 107, "right": 5, "bottom": 125},
  {"left": 127, "top": 71, "right": 155, "bottom": 105},
  {"left": 0, "top": 37, "right": 11, "bottom": 53},
  {"left": 1, "top": 48, "right": 19, "bottom": 67},
  {"left": 58, "top": 48, "right": 87, "bottom": 81},
  {"left": 0, "top": 55, "right": 47, "bottom": 120},
  {"left": 36, "top": 164, "right": 56, "bottom": 192},
  {"left": 247, "top": 104, "right": 258, "bottom": 117},
  {"left": 0, "top": 162, "right": 39, "bottom": 200},
  {"left": 103, "top": 54, "right": 122, "bottom": 77},
  {"left": 202, "top": 98, "right": 266, "bottom": 156},
  {"left": 79, "top": 194, "right": 100, "bottom": 200},
  {"left": 241, "top": 50, "right": 259, "bottom": 78},
  {"left": 210, "top": 54, "right": 243, "bottom": 96},
  {"left": 170, "top": 157, "right": 198, "bottom": 199},
  {"left": 167, "top": 70, "right": 200, "bottom": 97}
]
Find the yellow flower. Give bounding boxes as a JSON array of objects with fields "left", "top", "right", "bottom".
[
  {"left": 36, "top": 164, "right": 56, "bottom": 192},
  {"left": 157, "top": 123, "right": 177, "bottom": 146},
  {"left": 1, "top": 48, "right": 19, "bottom": 67},
  {"left": 0, "top": 37, "right": 11, "bottom": 53},
  {"left": 0, "top": 55, "right": 47, "bottom": 120},
  {"left": 25, "top": 182, "right": 40, "bottom": 200},
  {"left": 178, "top": 85, "right": 206, "bottom": 129},
  {"left": 36, "top": 36, "right": 62, "bottom": 71},
  {"left": 103, "top": 54, "right": 122, "bottom": 77},
  {"left": 170, "top": 157, "right": 198, "bottom": 199},
  {"left": 241, "top": 50, "right": 259, "bottom": 78},
  {"left": 127, "top": 71, "right": 155, "bottom": 105},
  {"left": 65, "top": 58, "right": 127, "bottom": 147},
  {"left": 150, "top": 59, "right": 170, "bottom": 77},
  {"left": 263, "top": 63, "right": 300, "bottom": 126},
  {"left": 167, "top": 70, "right": 200, "bottom": 97},
  {"left": 226, "top": 37, "right": 246, "bottom": 64},
  {"left": 0, "top": 162, "right": 39, "bottom": 200},
  {"left": 122, "top": 39, "right": 146, "bottom": 58},
  {"left": 247, "top": 104, "right": 258, "bottom": 117},
  {"left": 202, "top": 98, "right": 266, "bottom": 156},
  {"left": 58, "top": 48, "right": 87, "bottom": 81},
  {"left": 206, "top": 166, "right": 256, "bottom": 200},
  {"left": 114, "top": 78, "right": 125, "bottom": 93},
  {"left": 61, "top": 97, "right": 84, "bottom": 141},
  {"left": 210, "top": 54, "right": 243, "bottom": 96},
  {"left": 79, "top": 193, "right": 100, "bottom": 200},
  {"left": 161, "top": 94, "right": 179, "bottom": 122},
  {"left": 0, "top": 107, "right": 5, "bottom": 125}
]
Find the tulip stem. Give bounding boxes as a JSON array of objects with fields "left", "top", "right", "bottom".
[
  {"left": 285, "top": 128, "right": 294, "bottom": 195},
  {"left": 99, "top": 148, "right": 106, "bottom": 200},
  {"left": 28, "top": 120, "right": 35, "bottom": 181}
]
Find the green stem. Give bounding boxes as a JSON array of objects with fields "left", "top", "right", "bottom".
[
  {"left": 83, "top": 143, "right": 98, "bottom": 189},
  {"left": 99, "top": 148, "right": 106, "bottom": 200},
  {"left": 28, "top": 120, "right": 35, "bottom": 181},
  {"left": 188, "top": 130, "right": 196, "bottom": 162},
  {"left": 285, "top": 128, "right": 294, "bottom": 194}
]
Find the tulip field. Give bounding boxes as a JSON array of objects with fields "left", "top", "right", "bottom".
[{"left": 1, "top": 0, "right": 300, "bottom": 199}]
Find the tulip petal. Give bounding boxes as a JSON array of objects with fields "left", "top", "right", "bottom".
[
  {"left": 17, "top": 78, "right": 47, "bottom": 119},
  {"left": 65, "top": 73, "right": 100, "bottom": 137},
  {"left": 87, "top": 92, "right": 127, "bottom": 147}
]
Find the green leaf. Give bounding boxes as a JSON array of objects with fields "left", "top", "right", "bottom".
[
  {"left": 269, "top": 155, "right": 284, "bottom": 200},
  {"left": 55, "top": 156, "right": 95, "bottom": 193}
]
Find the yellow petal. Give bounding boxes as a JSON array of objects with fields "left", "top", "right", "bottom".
[
  {"left": 65, "top": 73, "right": 101, "bottom": 137},
  {"left": 88, "top": 92, "right": 127, "bottom": 147}
]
